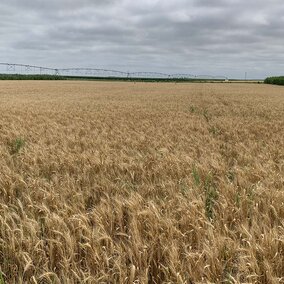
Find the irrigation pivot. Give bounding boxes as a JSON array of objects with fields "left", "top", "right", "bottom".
[{"left": 0, "top": 62, "right": 228, "bottom": 80}]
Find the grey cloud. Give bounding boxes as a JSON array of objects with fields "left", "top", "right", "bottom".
[{"left": 0, "top": 0, "right": 284, "bottom": 78}]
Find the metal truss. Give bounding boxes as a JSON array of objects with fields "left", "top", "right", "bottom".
[{"left": 0, "top": 63, "right": 228, "bottom": 80}]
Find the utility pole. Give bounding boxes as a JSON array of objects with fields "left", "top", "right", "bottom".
[{"left": 245, "top": 72, "right": 247, "bottom": 81}]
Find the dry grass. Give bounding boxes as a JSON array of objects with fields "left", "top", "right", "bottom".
[{"left": 0, "top": 81, "right": 283, "bottom": 283}]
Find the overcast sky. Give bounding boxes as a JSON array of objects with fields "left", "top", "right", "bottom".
[{"left": 1, "top": 0, "right": 284, "bottom": 78}]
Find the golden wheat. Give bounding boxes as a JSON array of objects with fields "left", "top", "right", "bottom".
[{"left": 0, "top": 81, "right": 283, "bottom": 283}]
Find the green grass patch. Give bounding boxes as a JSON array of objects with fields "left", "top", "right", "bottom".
[{"left": 9, "top": 138, "right": 25, "bottom": 155}]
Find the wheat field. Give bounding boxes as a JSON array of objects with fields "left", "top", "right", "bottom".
[{"left": 0, "top": 81, "right": 283, "bottom": 283}]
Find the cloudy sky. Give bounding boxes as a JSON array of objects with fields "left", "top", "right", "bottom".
[{"left": 1, "top": 0, "right": 284, "bottom": 78}]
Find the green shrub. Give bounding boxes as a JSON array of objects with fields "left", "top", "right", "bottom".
[
  {"left": 0, "top": 74, "right": 66, "bottom": 80},
  {"left": 264, "top": 76, "right": 284, "bottom": 86}
]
